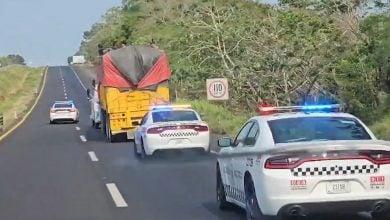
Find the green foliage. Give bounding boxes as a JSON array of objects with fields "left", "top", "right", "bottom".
[
  {"left": 371, "top": 113, "right": 390, "bottom": 140},
  {"left": 175, "top": 99, "right": 250, "bottom": 135},
  {"left": 78, "top": 0, "right": 390, "bottom": 132},
  {"left": 0, "top": 54, "right": 25, "bottom": 67}
]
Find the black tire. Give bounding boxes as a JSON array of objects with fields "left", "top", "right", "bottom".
[
  {"left": 94, "top": 122, "right": 100, "bottom": 129},
  {"left": 134, "top": 141, "right": 140, "bottom": 157},
  {"left": 50, "top": 120, "right": 54, "bottom": 124},
  {"left": 217, "top": 165, "right": 230, "bottom": 209},
  {"left": 245, "top": 176, "right": 265, "bottom": 220},
  {"left": 372, "top": 212, "right": 390, "bottom": 220},
  {"left": 74, "top": 120, "right": 79, "bottom": 124},
  {"left": 92, "top": 119, "right": 95, "bottom": 127},
  {"left": 140, "top": 140, "right": 148, "bottom": 159},
  {"left": 105, "top": 115, "right": 115, "bottom": 143},
  {"left": 101, "top": 111, "right": 107, "bottom": 135}
]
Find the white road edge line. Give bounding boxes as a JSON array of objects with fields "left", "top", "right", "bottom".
[
  {"left": 80, "top": 135, "right": 87, "bottom": 142},
  {"left": 76, "top": 126, "right": 81, "bottom": 131},
  {"left": 88, "top": 151, "right": 99, "bottom": 162},
  {"left": 106, "top": 183, "right": 128, "bottom": 208},
  {"left": 69, "top": 66, "right": 87, "bottom": 91}
]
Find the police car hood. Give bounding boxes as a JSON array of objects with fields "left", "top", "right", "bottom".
[{"left": 269, "top": 140, "right": 390, "bottom": 155}]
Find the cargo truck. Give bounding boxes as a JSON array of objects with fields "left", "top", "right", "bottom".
[
  {"left": 70, "top": 55, "right": 86, "bottom": 64},
  {"left": 87, "top": 46, "right": 171, "bottom": 142}
]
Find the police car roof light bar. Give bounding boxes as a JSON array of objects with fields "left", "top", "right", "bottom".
[
  {"left": 55, "top": 100, "right": 74, "bottom": 103},
  {"left": 150, "top": 104, "right": 192, "bottom": 111},
  {"left": 259, "top": 104, "right": 341, "bottom": 115}
]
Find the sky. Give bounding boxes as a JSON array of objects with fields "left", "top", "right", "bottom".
[{"left": 0, "top": 0, "right": 121, "bottom": 67}]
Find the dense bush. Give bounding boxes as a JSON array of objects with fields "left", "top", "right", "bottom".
[{"left": 78, "top": 0, "right": 389, "bottom": 124}]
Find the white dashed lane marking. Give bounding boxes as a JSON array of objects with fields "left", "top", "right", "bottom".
[
  {"left": 80, "top": 135, "right": 87, "bottom": 142},
  {"left": 75, "top": 126, "right": 80, "bottom": 131},
  {"left": 70, "top": 67, "right": 87, "bottom": 91},
  {"left": 88, "top": 151, "right": 99, "bottom": 162},
  {"left": 106, "top": 183, "right": 128, "bottom": 208}
]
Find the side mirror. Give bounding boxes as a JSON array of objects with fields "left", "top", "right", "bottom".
[
  {"left": 218, "top": 137, "right": 232, "bottom": 148},
  {"left": 86, "top": 89, "right": 91, "bottom": 99}
]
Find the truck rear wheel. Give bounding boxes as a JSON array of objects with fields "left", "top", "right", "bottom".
[
  {"left": 106, "top": 116, "right": 114, "bottom": 143},
  {"left": 101, "top": 111, "right": 107, "bottom": 135},
  {"left": 105, "top": 115, "right": 119, "bottom": 143}
]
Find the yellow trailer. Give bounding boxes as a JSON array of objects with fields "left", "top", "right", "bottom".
[
  {"left": 91, "top": 45, "right": 172, "bottom": 142},
  {"left": 99, "top": 84, "right": 169, "bottom": 142}
]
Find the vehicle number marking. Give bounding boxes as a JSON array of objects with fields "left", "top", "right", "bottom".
[
  {"left": 290, "top": 180, "right": 307, "bottom": 190},
  {"left": 326, "top": 181, "right": 351, "bottom": 194},
  {"left": 370, "top": 176, "right": 385, "bottom": 189}
]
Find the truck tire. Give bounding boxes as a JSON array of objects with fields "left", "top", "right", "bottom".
[
  {"left": 101, "top": 111, "right": 107, "bottom": 135},
  {"left": 105, "top": 115, "right": 118, "bottom": 143},
  {"left": 106, "top": 116, "right": 113, "bottom": 143},
  {"left": 92, "top": 119, "right": 95, "bottom": 127}
]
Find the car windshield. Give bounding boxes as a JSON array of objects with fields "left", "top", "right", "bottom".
[
  {"left": 54, "top": 104, "right": 73, "bottom": 108},
  {"left": 268, "top": 116, "right": 372, "bottom": 144},
  {"left": 152, "top": 110, "right": 199, "bottom": 123}
]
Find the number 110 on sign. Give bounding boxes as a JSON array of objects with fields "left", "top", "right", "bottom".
[{"left": 206, "top": 78, "right": 229, "bottom": 101}]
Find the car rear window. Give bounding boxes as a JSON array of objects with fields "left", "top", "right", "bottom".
[
  {"left": 268, "top": 117, "right": 372, "bottom": 144},
  {"left": 54, "top": 104, "right": 73, "bottom": 108},
  {"left": 152, "top": 110, "right": 199, "bottom": 123}
]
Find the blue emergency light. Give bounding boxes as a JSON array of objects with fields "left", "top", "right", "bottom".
[
  {"left": 150, "top": 104, "right": 192, "bottom": 111},
  {"left": 259, "top": 104, "right": 341, "bottom": 115}
]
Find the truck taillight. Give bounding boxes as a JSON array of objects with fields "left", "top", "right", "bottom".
[{"left": 265, "top": 156, "right": 301, "bottom": 169}]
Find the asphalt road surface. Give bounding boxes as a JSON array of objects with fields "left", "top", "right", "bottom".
[{"left": 0, "top": 66, "right": 372, "bottom": 220}]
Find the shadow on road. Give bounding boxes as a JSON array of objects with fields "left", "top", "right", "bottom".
[
  {"left": 135, "top": 148, "right": 217, "bottom": 164},
  {"left": 202, "top": 201, "right": 371, "bottom": 220}
]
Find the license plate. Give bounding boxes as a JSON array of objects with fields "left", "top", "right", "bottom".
[{"left": 326, "top": 181, "right": 351, "bottom": 194}]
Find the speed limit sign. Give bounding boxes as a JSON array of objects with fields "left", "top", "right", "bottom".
[{"left": 206, "top": 78, "right": 229, "bottom": 100}]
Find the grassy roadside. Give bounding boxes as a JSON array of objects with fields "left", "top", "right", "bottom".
[
  {"left": 175, "top": 99, "right": 251, "bottom": 136},
  {"left": 0, "top": 65, "right": 45, "bottom": 131},
  {"left": 370, "top": 115, "right": 390, "bottom": 141}
]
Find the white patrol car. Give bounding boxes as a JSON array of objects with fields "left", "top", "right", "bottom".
[
  {"left": 134, "top": 105, "right": 210, "bottom": 158},
  {"left": 216, "top": 104, "right": 390, "bottom": 220},
  {"left": 49, "top": 101, "right": 79, "bottom": 124}
]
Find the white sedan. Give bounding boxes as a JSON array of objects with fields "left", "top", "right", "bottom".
[
  {"left": 49, "top": 101, "right": 79, "bottom": 124},
  {"left": 216, "top": 104, "right": 390, "bottom": 220},
  {"left": 134, "top": 105, "right": 210, "bottom": 158}
]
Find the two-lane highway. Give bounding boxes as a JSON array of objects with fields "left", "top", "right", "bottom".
[
  {"left": 0, "top": 66, "right": 245, "bottom": 220},
  {"left": 0, "top": 66, "right": 371, "bottom": 220}
]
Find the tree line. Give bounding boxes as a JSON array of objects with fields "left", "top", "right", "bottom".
[
  {"left": 78, "top": 0, "right": 389, "bottom": 124},
  {"left": 0, "top": 54, "right": 25, "bottom": 67}
]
